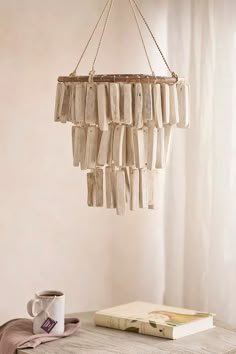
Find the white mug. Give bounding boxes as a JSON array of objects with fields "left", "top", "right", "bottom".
[{"left": 27, "top": 290, "right": 65, "bottom": 335}]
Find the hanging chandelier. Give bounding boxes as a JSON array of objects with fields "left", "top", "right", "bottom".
[{"left": 54, "top": 0, "right": 189, "bottom": 215}]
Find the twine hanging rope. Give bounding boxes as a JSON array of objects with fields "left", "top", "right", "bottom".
[
  {"left": 71, "top": 0, "right": 111, "bottom": 76},
  {"left": 70, "top": 0, "right": 177, "bottom": 79},
  {"left": 131, "top": 0, "right": 177, "bottom": 78}
]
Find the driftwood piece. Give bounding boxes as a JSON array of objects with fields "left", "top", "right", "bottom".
[
  {"left": 116, "top": 170, "right": 126, "bottom": 215},
  {"left": 169, "top": 84, "right": 179, "bottom": 125},
  {"left": 97, "top": 83, "right": 109, "bottom": 131},
  {"left": 130, "top": 168, "right": 139, "bottom": 211},
  {"left": 72, "top": 126, "right": 80, "bottom": 167},
  {"left": 133, "top": 83, "right": 143, "bottom": 128},
  {"left": 69, "top": 84, "right": 75, "bottom": 123},
  {"left": 85, "top": 83, "right": 98, "bottom": 125},
  {"left": 113, "top": 125, "right": 125, "bottom": 167},
  {"left": 105, "top": 166, "right": 115, "bottom": 208},
  {"left": 177, "top": 83, "right": 189, "bottom": 128},
  {"left": 95, "top": 168, "right": 103, "bottom": 207},
  {"left": 85, "top": 126, "right": 98, "bottom": 169},
  {"left": 54, "top": 82, "right": 65, "bottom": 122},
  {"left": 142, "top": 83, "right": 153, "bottom": 123},
  {"left": 87, "top": 172, "right": 96, "bottom": 206},
  {"left": 126, "top": 127, "right": 135, "bottom": 167},
  {"left": 148, "top": 170, "right": 160, "bottom": 209},
  {"left": 97, "top": 127, "right": 112, "bottom": 166},
  {"left": 133, "top": 128, "right": 145, "bottom": 168},
  {"left": 147, "top": 126, "right": 157, "bottom": 170},
  {"left": 143, "top": 126, "right": 148, "bottom": 165},
  {"left": 139, "top": 168, "right": 148, "bottom": 209},
  {"left": 156, "top": 128, "right": 165, "bottom": 169},
  {"left": 110, "top": 83, "right": 120, "bottom": 123},
  {"left": 123, "top": 167, "right": 130, "bottom": 203},
  {"left": 164, "top": 125, "right": 173, "bottom": 166},
  {"left": 78, "top": 127, "right": 87, "bottom": 170},
  {"left": 123, "top": 84, "right": 132, "bottom": 125},
  {"left": 161, "top": 84, "right": 170, "bottom": 125},
  {"left": 75, "top": 83, "right": 86, "bottom": 125},
  {"left": 60, "top": 83, "right": 70, "bottom": 123},
  {"left": 153, "top": 83, "right": 163, "bottom": 128}
]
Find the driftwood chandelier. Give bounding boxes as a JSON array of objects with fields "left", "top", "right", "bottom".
[{"left": 54, "top": 0, "right": 189, "bottom": 215}]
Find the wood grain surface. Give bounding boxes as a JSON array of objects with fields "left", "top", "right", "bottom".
[{"left": 18, "top": 312, "right": 236, "bottom": 354}]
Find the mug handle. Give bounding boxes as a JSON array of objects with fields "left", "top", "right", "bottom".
[{"left": 27, "top": 299, "right": 41, "bottom": 317}]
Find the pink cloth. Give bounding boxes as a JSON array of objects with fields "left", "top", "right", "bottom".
[{"left": 0, "top": 317, "right": 80, "bottom": 354}]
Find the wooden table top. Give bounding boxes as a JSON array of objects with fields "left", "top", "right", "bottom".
[{"left": 18, "top": 312, "right": 236, "bottom": 354}]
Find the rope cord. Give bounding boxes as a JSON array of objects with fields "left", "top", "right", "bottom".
[
  {"left": 131, "top": 0, "right": 177, "bottom": 78},
  {"left": 71, "top": 0, "right": 111, "bottom": 76},
  {"left": 91, "top": 0, "right": 113, "bottom": 74},
  {"left": 70, "top": 0, "right": 177, "bottom": 78},
  {"left": 128, "top": 0, "right": 154, "bottom": 75}
]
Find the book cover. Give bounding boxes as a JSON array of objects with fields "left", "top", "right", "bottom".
[{"left": 95, "top": 301, "right": 214, "bottom": 339}]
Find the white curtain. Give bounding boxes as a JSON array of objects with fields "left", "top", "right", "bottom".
[
  {"left": 110, "top": 0, "right": 236, "bottom": 327},
  {"left": 164, "top": 0, "right": 236, "bottom": 326}
]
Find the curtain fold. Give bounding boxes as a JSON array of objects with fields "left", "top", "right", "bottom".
[{"left": 164, "top": 0, "right": 236, "bottom": 325}]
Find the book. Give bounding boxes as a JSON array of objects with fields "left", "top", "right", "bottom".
[{"left": 94, "top": 301, "right": 215, "bottom": 340}]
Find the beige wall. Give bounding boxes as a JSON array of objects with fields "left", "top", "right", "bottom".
[{"left": 0, "top": 0, "right": 168, "bottom": 323}]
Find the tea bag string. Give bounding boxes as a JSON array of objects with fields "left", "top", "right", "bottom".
[{"left": 44, "top": 296, "right": 56, "bottom": 317}]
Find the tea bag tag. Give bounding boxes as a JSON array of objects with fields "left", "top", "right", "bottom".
[{"left": 41, "top": 316, "right": 58, "bottom": 333}]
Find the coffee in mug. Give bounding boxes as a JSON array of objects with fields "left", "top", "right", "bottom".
[{"left": 27, "top": 290, "right": 65, "bottom": 335}]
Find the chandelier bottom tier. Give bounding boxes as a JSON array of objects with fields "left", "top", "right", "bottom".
[{"left": 54, "top": 77, "right": 189, "bottom": 215}]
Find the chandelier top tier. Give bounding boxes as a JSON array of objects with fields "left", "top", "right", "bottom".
[{"left": 58, "top": 75, "right": 179, "bottom": 84}]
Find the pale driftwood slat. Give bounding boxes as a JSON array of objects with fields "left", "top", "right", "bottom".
[
  {"left": 105, "top": 166, "right": 115, "bottom": 209},
  {"left": 97, "top": 83, "right": 109, "bottom": 131},
  {"left": 156, "top": 128, "right": 165, "bottom": 169},
  {"left": 126, "top": 127, "right": 135, "bottom": 167},
  {"left": 133, "top": 83, "right": 143, "bottom": 129},
  {"left": 87, "top": 173, "right": 95, "bottom": 207},
  {"left": 78, "top": 127, "right": 87, "bottom": 170},
  {"left": 110, "top": 83, "right": 120, "bottom": 123},
  {"left": 177, "top": 83, "right": 190, "bottom": 128},
  {"left": 116, "top": 170, "right": 126, "bottom": 215},
  {"left": 123, "top": 83, "right": 132, "bottom": 125},
  {"left": 164, "top": 125, "right": 173, "bottom": 166},
  {"left": 142, "top": 83, "right": 153, "bottom": 123},
  {"left": 85, "top": 83, "right": 98, "bottom": 125},
  {"left": 130, "top": 168, "right": 139, "bottom": 211},
  {"left": 147, "top": 126, "right": 157, "bottom": 170},
  {"left": 113, "top": 125, "right": 125, "bottom": 167},
  {"left": 60, "top": 83, "right": 70, "bottom": 123},
  {"left": 139, "top": 168, "right": 148, "bottom": 209},
  {"left": 169, "top": 84, "right": 180, "bottom": 125},
  {"left": 69, "top": 83, "right": 75, "bottom": 123},
  {"left": 153, "top": 83, "right": 163, "bottom": 128},
  {"left": 133, "top": 128, "right": 145, "bottom": 169},
  {"left": 54, "top": 82, "right": 65, "bottom": 122},
  {"left": 85, "top": 126, "right": 98, "bottom": 169},
  {"left": 97, "top": 128, "right": 111, "bottom": 166},
  {"left": 95, "top": 168, "right": 103, "bottom": 207},
  {"left": 72, "top": 126, "right": 80, "bottom": 167},
  {"left": 161, "top": 83, "right": 170, "bottom": 125},
  {"left": 18, "top": 312, "right": 236, "bottom": 354},
  {"left": 74, "top": 83, "right": 86, "bottom": 125}
]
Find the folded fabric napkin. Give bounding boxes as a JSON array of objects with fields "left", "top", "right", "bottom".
[{"left": 0, "top": 317, "right": 80, "bottom": 354}]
